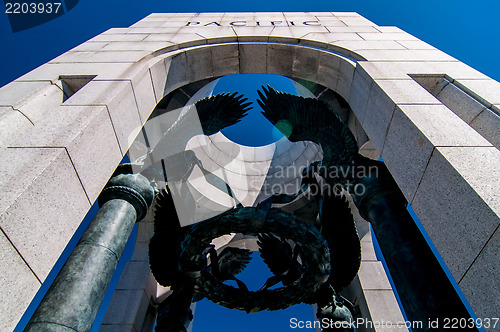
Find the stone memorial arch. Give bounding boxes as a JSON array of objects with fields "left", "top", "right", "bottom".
[{"left": 0, "top": 12, "right": 498, "bottom": 332}]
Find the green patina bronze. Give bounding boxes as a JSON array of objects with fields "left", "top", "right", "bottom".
[
  {"left": 25, "top": 169, "right": 154, "bottom": 332},
  {"left": 146, "top": 88, "right": 361, "bottom": 331},
  {"left": 137, "top": 92, "right": 251, "bottom": 187},
  {"left": 149, "top": 188, "right": 357, "bottom": 331},
  {"left": 258, "top": 86, "right": 476, "bottom": 331},
  {"left": 28, "top": 85, "right": 474, "bottom": 331},
  {"left": 148, "top": 87, "right": 476, "bottom": 331}
]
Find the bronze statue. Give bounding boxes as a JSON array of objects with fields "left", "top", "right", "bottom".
[
  {"left": 148, "top": 86, "right": 473, "bottom": 331},
  {"left": 148, "top": 88, "right": 360, "bottom": 331},
  {"left": 136, "top": 92, "right": 251, "bottom": 185}
]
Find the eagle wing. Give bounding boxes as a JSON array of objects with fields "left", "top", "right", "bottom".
[
  {"left": 320, "top": 194, "right": 361, "bottom": 290},
  {"left": 149, "top": 188, "right": 186, "bottom": 288},
  {"left": 196, "top": 92, "right": 252, "bottom": 136},
  {"left": 257, "top": 233, "right": 294, "bottom": 277},
  {"left": 257, "top": 85, "right": 357, "bottom": 165},
  {"left": 217, "top": 247, "right": 252, "bottom": 276}
]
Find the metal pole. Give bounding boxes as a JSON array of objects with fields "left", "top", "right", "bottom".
[{"left": 25, "top": 172, "right": 154, "bottom": 332}]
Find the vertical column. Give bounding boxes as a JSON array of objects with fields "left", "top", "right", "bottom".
[
  {"left": 352, "top": 155, "right": 475, "bottom": 329},
  {"left": 99, "top": 214, "right": 158, "bottom": 332},
  {"left": 25, "top": 172, "right": 154, "bottom": 332}
]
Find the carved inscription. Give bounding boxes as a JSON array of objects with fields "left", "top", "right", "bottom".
[{"left": 185, "top": 21, "right": 322, "bottom": 27}]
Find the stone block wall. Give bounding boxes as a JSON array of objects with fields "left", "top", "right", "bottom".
[{"left": 0, "top": 12, "right": 498, "bottom": 331}]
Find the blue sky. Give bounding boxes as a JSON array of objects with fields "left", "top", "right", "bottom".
[
  {"left": 1, "top": 0, "right": 500, "bottom": 87},
  {"left": 2, "top": 0, "right": 499, "bottom": 331},
  {"left": 215, "top": 74, "right": 298, "bottom": 146}
]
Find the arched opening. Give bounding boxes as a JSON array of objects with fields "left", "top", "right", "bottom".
[
  {"left": 11, "top": 20, "right": 490, "bottom": 331},
  {"left": 122, "top": 69, "right": 420, "bottom": 331},
  {"left": 121, "top": 38, "right": 479, "bottom": 330}
]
